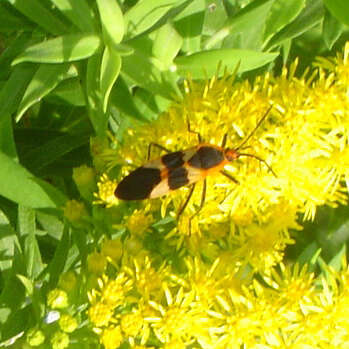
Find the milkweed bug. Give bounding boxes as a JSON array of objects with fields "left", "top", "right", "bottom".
[{"left": 115, "top": 106, "right": 275, "bottom": 227}]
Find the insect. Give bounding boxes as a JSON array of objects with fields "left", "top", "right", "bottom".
[{"left": 115, "top": 106, "right": 275, "bottom": 225}]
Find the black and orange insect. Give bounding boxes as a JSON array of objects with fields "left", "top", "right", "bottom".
[{"left": 115, "top": 106, "right": 275, "bottom": 221}]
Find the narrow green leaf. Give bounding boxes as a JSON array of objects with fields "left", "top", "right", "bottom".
[
  {"left": 12, "top": 34, "right": 101, "bottom": 65},
  {"left": 175, "top": 49, "right": 278, "bottom": 79},
  {"left": 16, "top": 275, "right": 34, "bottom": 295},
  {"left": 16, "top": 63, "right": 76, "bottom": 122},
  {"left": 8, "top": 0, "right": 68, "bottom": 35},
  {"left": 263, "top": 0, "right": 305, "bottom": 46},
  {"left": 18, "top": 206, "right": 44, "bottom": 279},
  {"left": 0, "top": 2, "right": 34, "bottom": 33},
  {"left": 124, "top": 0, "right": 187, "bottom": 37},
  {"left": 204, "top": 0, "right": 274, "bottom": 49},
  {"left": 323, "top": 0, "right": 349, "bottom": 26},
  {"left": 109, "top": 77, "right": 145, "bottom": 120},
  {"left": 0, "top": 151, "right": 66, "bottom": 208},
  {"left": 85, "top": 54, "right": 108, "bottom": 136},
  {"left": 97, "top": 0, "right": 124, "bottom": 45},
  {"left": 51, "top": 0, "right": 95, "bottom": 32},
  {"left": 174, "top": 0, "right": 205, "bottom": 53},
  {"left": 323, "top": 8, "right": 344, "bottom": 50},
  {"left": 48, "top": 224, "right": 70, "bottom": 286},
  {"left": 20, "top": 132, "right": 90, "bottom": 172},
  {"left": 100, "top": 46, "right": 122, "bottom": 113},
  {"left": 0, "top": 114, "right": 17, "bottom": 160},
  {"left": 47, "top": 78, "right": 85, "bottom": 106},
  {"left": 153, "top": 23, "right": 183, "bottom": 69},
  {"left": 266, "top": 0, "right": 324, "bottom": 49},
  {"left": 0, "top": 65, "right": 36, "bottom": 118},
  {"left": 0, "top": 210, "right": 19, "bottom": 271}
]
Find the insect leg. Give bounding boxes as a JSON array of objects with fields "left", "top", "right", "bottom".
[
  {"left": 221, "top": 133, "right": 228, "bottom": 148},
  {"left": 187, "top": 117, "right": 202, "bottom": 143},
  {"left": 220, "top": 170, "right": 240, "bottom": 184},
  {"left": 177, "top": 184, "right": 196, "bottom": 220},
  {"left": 188, "top": 179, "right": 207, "bottom": 234},
  {"left": 147, "top": 142, "right": 171, "bottom": 160}
]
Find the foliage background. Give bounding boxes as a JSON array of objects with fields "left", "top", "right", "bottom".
[{"left": 0, "top": 0, "right": 349, "bottom": 348}]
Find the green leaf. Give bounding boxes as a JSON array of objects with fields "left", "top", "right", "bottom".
[
  {"left": 0, "top": 151, "right": 66, "bottom": 208},
  {"left": 109, "top": 77, "right": 145, "bottom": 120},
  {"left": 12, "top": 33, "right": 101, "bottom": 65},
  {"left": 0, "top": 3, "right": 33, "bottom": 33},
  {"left": 48, "top": 224, "right": 70, "bottom": 286},
  {"left": 263, "top": 0, "right": 305, "bottom": 46},
  {"left": 85, "top": 53, "right": 109, "bottom": 136},
  {"left": 0, "top": 210, "right": 19, "bottom": 271},
  {"left": 97, "top": 0, "right": 124, "bottom": 45},
  {"left": 20, "top": 132, "right": 90, "bottom": 173},
  {"left": 7, "top": 0, "right": 68, "bottom": 35},
  {"left": 322, "top": 8, "right": 344, "bottom": 50},
  {"left": 51, "top": 0, "right": 95, "bottom": 32},
  {"left": 204, "top": 0, "right": 274, "bottom": 49},
  {"left": 266, "top": 0, "right": 324, "bottom": 49},
  {"left": 323, "top": 0, "right": 349, "bottom": 26},
  {"left": 124, "top": 0, "right": 188, "bottom": 38},
  {"left": 0, "top": 65, "right": 36, "bottom": 119},
  {"left": 18, "top": 206, "right": 43, "bottom": 280},
  {"left": 0, "top": 114, "right": 17, "bottom": 160},
  {"left": 175, "top": 49, "right": 278, "bottom": 79},
  {"left": 174, "top": 0, "right": 205, "bottom": 53},
  {"left": 100, "top": 46, "right": 122, "bottom": 113},
  {"left": 16, "top": 275, "right": 34, "bottom": 295},
  {"left": 47, "top": 78, "right": 85, "bottom": 106},
  {"left": 16, "top": 63, "right": 76, "bottom": 122},
  {"left": 153, "top": 23, "right": 183, "bottom": 69}
]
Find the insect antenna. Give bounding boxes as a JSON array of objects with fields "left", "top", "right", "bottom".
[
  {"left": 235, "top": 105, "right": 273, "bottom": 151},
  {"left": 238, "top": 152, "right": 277, "bottom": 177}
]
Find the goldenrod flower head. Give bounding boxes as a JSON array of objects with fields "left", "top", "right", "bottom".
[
  {"left": 47, "top": 289, "right": 68, "bottom": 309},
  {"left": 101, "top": 239, "right": 123, "bottom": 262},
  {"left": 101, "top": 326, "right": 123, "bottom": 349},
  {"left": 94, "top": 174, "right": 119, "bottom": 207},
  {"left": 124, "top": 255, "right": 167, "bottom": 300},
  {"left": 113, "top": 44, "right": 349, "bottom": 255},
  {"left": 87, "top": 251, "right": 107, "bottom": 275},
  {"left": 63, "top": 199, "right": 87, "bottom": 224},
  {"left": 50, "top": 331, "right": 69, "bottom": 349},
  {"left": 58, "top": 313, "right": 78, "bottom": 333},
  {"left": 72, "top": 164, "right": 96, "bottom": 200},
  {"left": 126, "top": 209, "right": 154, "bottom": 236},
  {"left": 26, "top": 328, "right": 45, "bottom": 346},
  {"left": 58, "top": 271, "right": 77, "bottom": 293},
  {"left": 88, "top": 301, "right": 114, "bottom": 327}
]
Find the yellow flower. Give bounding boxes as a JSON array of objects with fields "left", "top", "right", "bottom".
[
  {"left": 63, "top": 199, "right": 87, "bottom": 224},
  {"left": 58, "top": 313, "right": 78, "bottom": 333},
  {"left": 101, "top": 326, "right": 123, "bottom": 349},
  {"left": 58, "top": 271, "right": 77, "bottom": 293},
  {"left": 26, "top": 328, "right": 45, "bottom": 346},
  {"left": 101, "top": 239, "right": 123, "bottom": 262},
  {"left": 47, "top": 289, "right": 68, "bottom": 309},
  {"left": 88, "top": 301, "right": 113, "bottom": 327},
  {"left": 148, "top": 283, "right": 210, "bottom": 345},
  {"left": 50, "top": 331, "right": 69, "bottom": 349},
  {"left": 87, "top": 251, "right": 107, "bottom": 275},
  {"left": 72, "top": 164, "right": 96, "bottom": 200},
  {"left": 94, "top": 174, "right": 119, "bottom": 207},
  {"left": 126, "top": 209, "right": 154, "bottom": 236}
]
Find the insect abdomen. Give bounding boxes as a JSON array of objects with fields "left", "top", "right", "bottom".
[{"left": 115, "top": 167, "right": 161, "bottom": 200}]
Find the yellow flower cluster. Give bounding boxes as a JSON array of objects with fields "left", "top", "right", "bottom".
[
  {"left": 95, "top": 43, "right": 349, "bottom": 276},
  {"left": 88, "top": 254, "right": 349, "bottom": 348}
]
